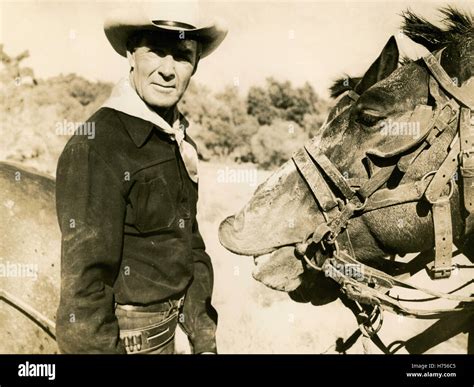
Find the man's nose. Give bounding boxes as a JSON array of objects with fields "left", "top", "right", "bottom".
[{"left": 158, "top": 55, "right": 175, "bottom": 80}]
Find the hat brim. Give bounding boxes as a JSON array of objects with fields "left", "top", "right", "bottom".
[{"left": 105, "top": 22, "right": 227, "bottom": 59}]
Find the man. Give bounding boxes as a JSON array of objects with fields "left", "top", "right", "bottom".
[{"left": 55, "top": 5, "right": 227, "bottom": 354}]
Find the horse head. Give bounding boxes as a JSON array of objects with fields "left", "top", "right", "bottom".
[{"left": 219, "top": 8, "right": 473, "bottom": 301}]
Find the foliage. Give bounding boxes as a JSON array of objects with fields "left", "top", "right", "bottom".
[
  {"left": 182, "top": 77, "right": 331, "bottom": 168},
  {"left": 1, "top": 46, "right": 331, "bottom": 172},
  {"left": 0, "top": 46, "right": 112, "bottom": 174},
  {"left": 250, "top": 119, "right": 308, "bottom": 169}
]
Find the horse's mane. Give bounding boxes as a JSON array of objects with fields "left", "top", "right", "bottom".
[
  {"left": 329, "top": 76, "right": 361, "bottom": 99},
  {"left": 401, "top": 6, "right": 473, "bottom": 52},
  {"left": 329, "top": 6, "right": 473, "bottom": 99}
]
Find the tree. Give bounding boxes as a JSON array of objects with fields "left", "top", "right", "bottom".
[
  {"left": 247, "top": 85, "right": 278, "bottom": 126},
  {"left": 0, "top": 47, "right": 113, "bottom": 175},
  {"left": 180, "top": 83, "right": 258, "bottom": 160},
  {"left": 247, "top": 78, "right": 324, "bottom": 127},
  {"left": 250, "top": 119, "right": 308, "bottom": 169}
]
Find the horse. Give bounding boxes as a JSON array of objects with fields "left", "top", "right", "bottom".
[
  {"left": 0, "top": 6, "right": 472, "bottom": 355},
  {"left": 0, "top": 162, "right": 59, "bottom": 353},
  {"left": 219, "top": 7, "right": 474, "bottom": 353}
]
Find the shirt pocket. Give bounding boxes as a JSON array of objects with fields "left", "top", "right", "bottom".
[{"left": 132, "top": 158, "right": 179, "bottom": 234}]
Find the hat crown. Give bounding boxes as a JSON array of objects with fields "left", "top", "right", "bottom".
[
  {"left": 104, "top": 1, "right": 227, "bottom": 58},
  {"left": 114, "top": 1, "right": 205, "bottom": 30},
  {"left": 147, "top": 1, "right": 202, "bottom": 28}
]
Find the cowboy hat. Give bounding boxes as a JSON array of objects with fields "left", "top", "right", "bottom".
[{"left": 104, "top": 2, "right": 228, "bottom": 59}]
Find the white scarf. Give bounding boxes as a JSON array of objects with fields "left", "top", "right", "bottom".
[{"left": 101, "top": 77, "right": 199, "bottom": 183}]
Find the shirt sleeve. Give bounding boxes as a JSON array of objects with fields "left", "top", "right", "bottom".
[
  {"left": 180, "top": 216, "right": 218, "bottom": 354},
  {"left": 55, "top": 142, "right": 126, "bottom": 354}
]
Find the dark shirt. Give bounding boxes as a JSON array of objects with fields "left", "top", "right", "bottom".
[{"left": 55, "top": 107, "right": 217, "bottom": 354}]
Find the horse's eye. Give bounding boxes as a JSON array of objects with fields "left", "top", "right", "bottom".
[{"left": 356, "top": 110, "right": 385, "bottom": 127}]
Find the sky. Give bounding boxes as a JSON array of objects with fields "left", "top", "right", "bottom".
[{"left": 1, "top": 0, "right": 472, "bottom": 98}]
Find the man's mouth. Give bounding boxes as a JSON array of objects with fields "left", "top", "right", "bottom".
[{"left": 151, "top": 83, "right": 176, "bottom": 92}]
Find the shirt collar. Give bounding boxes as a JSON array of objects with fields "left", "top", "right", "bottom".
[{"left": 101, "top": 77, "right": 189, "bottom": 148}]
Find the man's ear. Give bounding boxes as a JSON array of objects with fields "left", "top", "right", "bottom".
[
  {"left": 354, "top": 36, "right": 399, "bottom": 94},
  {"left": 127, "top": 50, "right": 136, "bottom": 70}
]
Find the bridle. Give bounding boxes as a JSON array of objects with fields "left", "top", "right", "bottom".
[{"left": 291, "top": 50, "right": 474, "bottom": 348}]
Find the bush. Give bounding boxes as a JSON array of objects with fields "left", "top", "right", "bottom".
[
  {"left": 0, "top": 47, "right": 112, "bottom": 175},
  {"left": 182, "top": 78, "right": 330, "bottom": 169},
  {"left": 181, "top": 83, "right": 259, "bottom": 162},
  {"left": 1, "top": 46, "right": 332, "bottom": 173},
  {"left": 250, "top": 120, "right": 308, "bottom": 169}
]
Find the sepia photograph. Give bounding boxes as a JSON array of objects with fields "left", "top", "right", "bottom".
[{"left": 0, "top": 0, "right": 473, "bottom": 382}]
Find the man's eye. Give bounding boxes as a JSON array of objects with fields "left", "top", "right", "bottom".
[
  {"left": 175, "top": 53, "right": 192, "bottom": 62},
  {"left": 356, "top": 110, "right": 385, "bottom": 127}
]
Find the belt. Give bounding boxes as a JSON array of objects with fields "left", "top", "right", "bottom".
[
  {"left": 117, "top": 296, "right": 185, "bottom": 354},
  {"left": 120, "top": 311, "right": 179, "bottom": 354},
  {"left": 115, "top": 296, "right": 185, "bottom": 313}
]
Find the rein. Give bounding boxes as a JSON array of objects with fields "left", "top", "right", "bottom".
[{"left": 291, "top": 50, "right": 474, "bottom": 347}]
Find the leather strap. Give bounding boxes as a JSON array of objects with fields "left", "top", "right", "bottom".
[
  {"left": 293, "top": 148, "right": 338, "bottom": 212},
  {"left": 423, "top": 53, "right": 474, "bottom": 110},
  {"left": 367, "top": 105, "right": 433, "bottom": 159},
  {"left": 428, "top": 75, "right": 450, "bottom": 106},
  {"left": 119, "top": 310, "right": 179, "bottom": 354},
  {"left": 459, "top": 107, "right": 474, "bottom": 235},
  {"left": 425, "top": 137, "right": 460, "bottom": 203},
  {"left": 325, "top": 254, "right": 474, "bottom": 318},
  {"left": 305, "top": 147, "right": 355, "bottom": 199},
  {"left": 427, "top": 199, "right": 453, "bottom": 279},
  {"left": 357, "top": 165, "right": 396, "bottom": 199},
  {"left": 311, "top": 164, "right": 396, "bottom": 245},
  {"left": 397, "top": 103, "right": 451, "bottom": 172},
  {"left": 364, "top": 180, "right": 430, "bottom": 212}
]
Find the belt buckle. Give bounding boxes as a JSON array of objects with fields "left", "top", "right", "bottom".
[{"left": 426, "top": 262, "right": 452, "bottom": 279}]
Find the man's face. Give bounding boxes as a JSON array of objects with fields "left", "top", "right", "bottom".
[{"left": 128, "top": 33, "right": 199, "bottom": 109}]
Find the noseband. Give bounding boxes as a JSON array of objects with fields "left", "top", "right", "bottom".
[{"left": 292, "top": 50, "right": 474, "bottom": 322}]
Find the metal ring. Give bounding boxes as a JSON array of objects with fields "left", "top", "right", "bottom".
[
  {"left": 304, "top": 238, "right": 340, "bottom": 272},
  {"left": 422, "top": 170, "right": 455, "bottom": 204},
  {"left": 358, "top": 305, "right": 384, "bottom": 338},
  {"left": 353, "top": 197, "right": 368, "bottom": 211},
  {"left": 303, "top": 253, "right": 323, "bottom": 272},
  {"left": 332, "top": 239, "right": 340, "bottom": 257},
  {"left": 325, "top": 231, "right": 337, "bottom": 245},
  {"left": 421, "top": 170, "right": 436, "bottom": 184},
  {"left": 446, "top": 177, "right": 455, "bottom": 200},
  {"left": 368, "top": 305, "right": 384, "bottom": 335}
]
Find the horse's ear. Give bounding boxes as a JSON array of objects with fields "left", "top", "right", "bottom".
[{"left": 354, "top": 36, "right": 399, "bottom": 94}]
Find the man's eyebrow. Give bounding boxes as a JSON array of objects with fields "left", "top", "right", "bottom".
[
  {"left": 176, "top": 47, "right": 194, "bottom": 55},
  {"left": 145, "top": 42, "right": 194, "bottom": 55}
]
